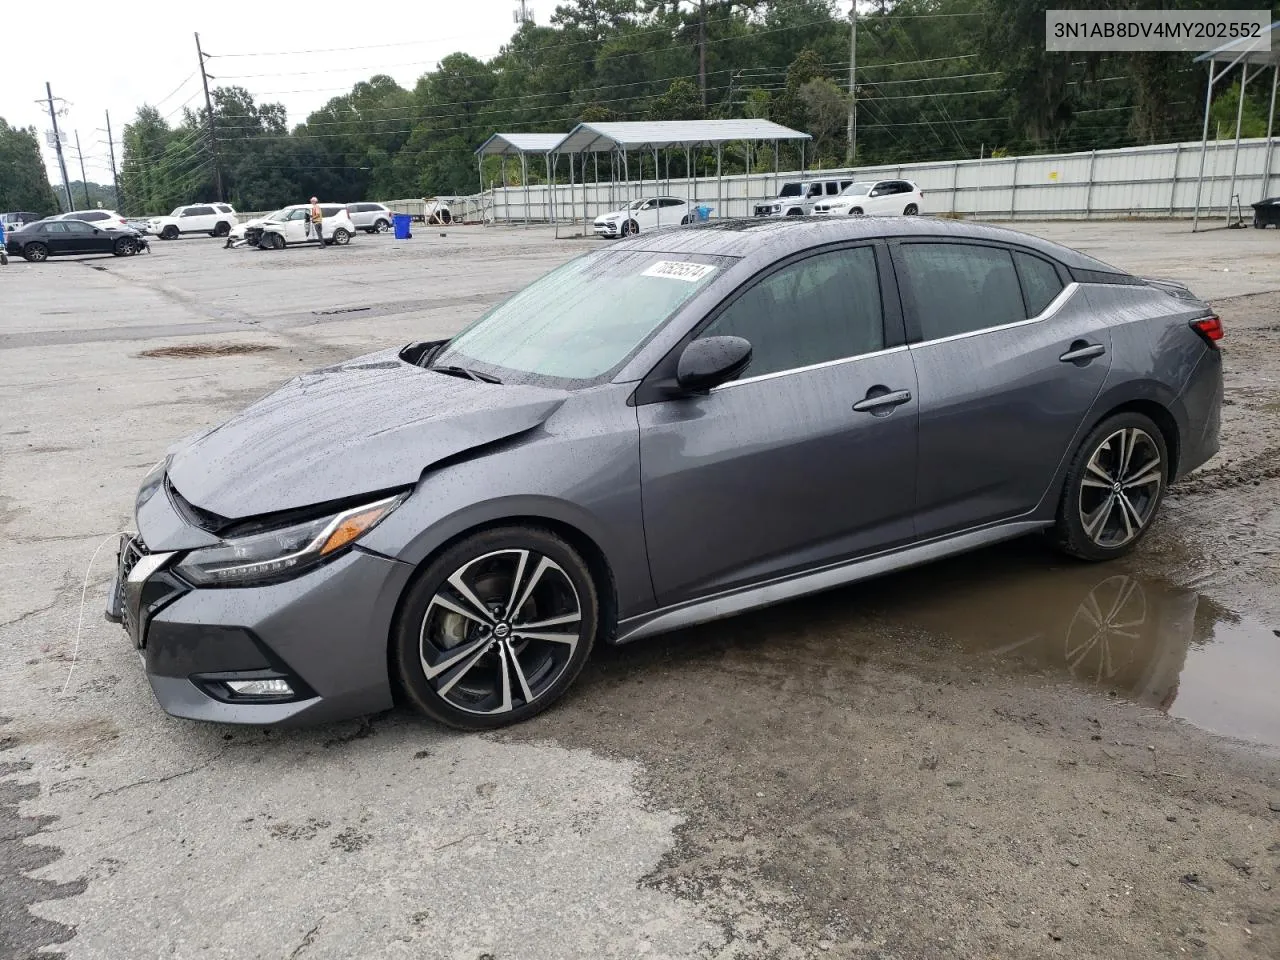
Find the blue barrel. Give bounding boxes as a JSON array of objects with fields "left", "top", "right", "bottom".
[
  {"left": 695, "top": 204, "right": 714, "bottom": 221},
  {"left": 392, "top": 213, "right": 412, "bottom": 239}
]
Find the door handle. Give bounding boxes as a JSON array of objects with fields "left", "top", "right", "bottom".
[
  {"left": 1059, "top": 342, "right": 1106, "bottom": 363},
  {"left": 853, "top": 388, "right": 912, "bottom": 413}
]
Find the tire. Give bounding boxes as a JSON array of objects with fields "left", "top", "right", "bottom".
[
  {"left": 849, "top": 207, "right": 864, "bottom": 216},
  {"left": 680, "top": 214, "right": 691, "bottom": 225},
  {"left": 331, "top": 228, "right": 350, "bottom": 245},
  {"left": 622, "top": 218, "right": 640, "bottom": 237},
  {"left": 786, "top": 208, "right": 804, "bottom": 216},
  {"left": 213, "top": 221, "right": 231, "bottom": 237},
  {"left": 392, "top": 526, "right": 601, "bottom": 730},
  {"left": 260, "top": 232, "right": 285, "bottom": 250},
  {"left": 1051, "top": 412, "right": 1169, "bottom": 562},
  {"left": 904, "top": 204, "right": 919, "bottom": 215},
  {"left": 438, "top": 209, "right": 452, "bottom": 225},
  {"left": 113, "top": 237, "right": 136, "bottom": 257},
  {"left": 161, "top": 226, "right": 179, "bottom": 240},
  {"left": 24, "top": 243, "right": 48, "bottom": 263},
  {"left": 373, "top": 218, "right": 390, "bottom": 233}
]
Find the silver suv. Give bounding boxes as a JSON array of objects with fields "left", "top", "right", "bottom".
[
  {"left": 346, "top": 203, "right": 393, "bottom": 234},
  {"left": 753, "top": 178, "right": 855, "bottom": 217}
]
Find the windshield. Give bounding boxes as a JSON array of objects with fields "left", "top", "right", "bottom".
[
  {"left": 778, "top": 183, "right": 803, "bottom": 198},
  {"left": 626, "top": 199, "right": 648, "bottom": 210},
  {"left": 433, "top": 250, "right": 728, "bottom": 386},
  {"left": 840, "top": 182, "right": 875, "bottom": 197},
  {"left": 168, "top": 208, "right": 184, "bottom": 217}
]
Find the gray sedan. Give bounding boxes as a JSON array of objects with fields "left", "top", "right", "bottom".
[{"left": 108, "top": 218, "right": 1223, "bottom": 730}]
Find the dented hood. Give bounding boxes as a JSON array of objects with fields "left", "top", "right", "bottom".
[{"left": 166, "top": 349, "right": 566, "bottom": 519}]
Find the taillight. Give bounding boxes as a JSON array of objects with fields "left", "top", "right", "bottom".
[{"left": 1191, "top": 315, "right": 1223, "bottom": 346}]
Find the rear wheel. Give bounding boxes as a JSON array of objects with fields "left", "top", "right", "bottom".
[
  {"left": 393, "top": 526, "right": 601, "bottom": 730},
  {"left": 1052, "top": 412, "right": 1168, "bottom": 561},
  {"left": 331, "top": 228, "right": 351, "bottom": 245},
  {"left": 161, "top": 226, "right": 179, "bottom": 240},
  {"left": 904, "top": 204, "right": 919, "bottom": 215},
  {"left": 213, "top": 221, "right": 231, "bottom": 237},
  {"left": 24, "top": 243, "right": 48, "bottom": 262},
  {"left": 680, "top": 214, "right": 691, "bottom": 225},
  {"left": 373, "top": 218, "right": 390, "bottom": 233}
]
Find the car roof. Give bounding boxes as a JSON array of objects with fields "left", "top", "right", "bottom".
[{"left": 606, "top": 217, "right": 1130, "bottom": 275}]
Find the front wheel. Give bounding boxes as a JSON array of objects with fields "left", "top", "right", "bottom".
[
  {"left": 161, "top": 226, "right": 179, "bottom": 240},
  {"left": 1051, "top": 413, "right": 1168, "bottom": 561},
  {"left": 904, "top": 204, "right": 919, "bottom": 215},
  {"left": 331, "top": 228, "right": 351, "bottom": 245},
  {"left": 621, "top": 219, "right": 639, "bottom": 237},
  {"left": 392, "top": 526, "right": 601, "bottom": 730},
  {"left": 114, "top": 237, "right": 137, "bottom": 256},
  {"left": 849, "top": 207, "right": 864, "bottom": 216},
  {"left": 24, "top": 243, "right": 48, "bottom": 262}
]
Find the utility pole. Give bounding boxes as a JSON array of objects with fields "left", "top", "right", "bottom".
[
  {"left": 699, "top": 0, "right": 708, "bottom": 108},
  {"left": 194, "top": 32, "right": 225, "bottom": 202},
  {"left": 43, "top": 82, "right": 74, "bottom": 212},
  {"left": 845, "top": 2, "right": 857, "bottom": 167},
  {"left": 105, "top": 111, "right": 121, "bottom": 214},
  {"left": 73, "top": 131, "right": 90, "bottom": 207}
]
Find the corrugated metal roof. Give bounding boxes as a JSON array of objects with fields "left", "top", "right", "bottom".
[
  {"left": 475, "top": 133, "right": 566, "bottom": 156},
  {"left": 1194, "top": 22, "right": 1279, "bottom": 65},
  {"left": 553, "top": 119, "right": 811, "bottom": 153}
]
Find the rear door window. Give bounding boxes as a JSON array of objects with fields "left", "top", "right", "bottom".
[
  {"left": 895, "top": 242, "right": 1026, "bottom": 341},
  {"left": 1013, "top": 251, "right": 1065, "bottom": 317},
  {"left": 186, "top": 206, "right": 214, "bottom": 217}
]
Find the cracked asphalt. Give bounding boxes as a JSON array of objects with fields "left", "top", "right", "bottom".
[{"left": 1, "top": 223, "right": 1278, "bottom": 960}]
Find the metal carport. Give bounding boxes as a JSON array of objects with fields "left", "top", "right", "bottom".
[
  {"left": 549, "top": 119, "right": 812, "bottom": 237},
  {"left": 475, "top": 133, "right": 565, "bottom": 225},
  {"left": 1191, "top": 22, "right": 1279, "bottom": 231}
]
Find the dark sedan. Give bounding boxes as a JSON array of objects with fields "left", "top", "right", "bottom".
[
  {"left": 108, "top": 217, "right": 1222, "bottom": 730},
  {"left": 6, "top": 219, "right": 148, "bottom": 262}
]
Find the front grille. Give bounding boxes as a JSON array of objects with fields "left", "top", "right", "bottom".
[
  {"left": 118, "top": 536, "right": 146, "bottom": 638},
  {"left": 244, "top": 226, "right": 264, "bottom": 244}
]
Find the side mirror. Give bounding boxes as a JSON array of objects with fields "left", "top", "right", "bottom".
[{"left": 676, "top": 336, "right": 752, "bottom": 394}]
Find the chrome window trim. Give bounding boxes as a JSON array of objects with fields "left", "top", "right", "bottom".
[
  {"left": 713, "top": 344, "right": 910, "bottom": 392},
  {"left": 909, "top": 281, "right": 1080, "bottom": 350}
]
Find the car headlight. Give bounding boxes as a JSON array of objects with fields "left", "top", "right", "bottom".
[
  {"left": 174, "top": 493, "right": 405, "bottom": 587},
  {"left": 136, "top": 456, "right": 171, "bottom": 513}
]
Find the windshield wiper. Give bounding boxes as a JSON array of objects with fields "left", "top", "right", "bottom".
[{"left": 429, "top": 363, "right": 502, "bottom": 384}]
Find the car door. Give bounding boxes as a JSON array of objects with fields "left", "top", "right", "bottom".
[
  {"left": 865, "top": 182, "right": 895, "bottom": 215},
  {"left": 634, "top": 200, "right": 660, "bottom": 231},
  {"left": 61, "top": 220, "right": 104, "bottom": 254},
  {"left": 892, "top": 240, "right": 1113, "bottom": 538},
  {"left": 36, "top": 222, "right": 70, "bottom": 254},
  {"left": 637, "top": 243, "right": 919, "bottom": 606},
  {"left": 186, "top": 206, "right": 216, "bottom": 232},
  {"left": 284, "top": 208, "right": 311, "bottom": 243}
]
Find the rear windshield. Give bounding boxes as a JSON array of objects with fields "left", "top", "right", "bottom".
[{"left": 434, "top": 250, "right": 731, "bottom": 387}]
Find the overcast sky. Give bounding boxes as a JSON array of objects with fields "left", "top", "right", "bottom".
[{"left": 2, "top": 0, "right": 527, "bottom": 185}]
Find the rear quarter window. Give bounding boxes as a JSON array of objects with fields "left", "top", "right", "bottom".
[{"left": 1013, "top": 252, "right": 1065, "bottom": 316}]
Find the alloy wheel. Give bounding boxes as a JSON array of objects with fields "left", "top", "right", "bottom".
[
  {"left": 26, "top": 243, "right": 48, "bottom": 262},
  {"left": 418, "top": 548, "right": 583, "bottom": 716},
  {"left": 374, "top": 219, "right": 389, "bottom": 233},
  {"left": 1077, "top": 427, "right": 1163, "bottom": 548}
]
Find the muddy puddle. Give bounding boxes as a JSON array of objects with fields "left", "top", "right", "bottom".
[
  {"left": 853, "top": 541, "right": 1280, "bottom": 748},
  {"left": 617, "top": 539, "right": 1280, "bottom": 750}
]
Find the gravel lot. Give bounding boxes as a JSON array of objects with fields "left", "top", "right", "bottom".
[{"left": 2, "top": 220, "right": 1278, "bottom": 960}]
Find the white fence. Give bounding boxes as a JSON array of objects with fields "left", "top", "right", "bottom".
[{"left": 486, "top": 137, "right": 1280, "bottom": 225}]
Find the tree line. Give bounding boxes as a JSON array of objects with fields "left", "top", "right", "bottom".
[{"left": 7, "top": 1, "right": 1277, "bottom": 217}]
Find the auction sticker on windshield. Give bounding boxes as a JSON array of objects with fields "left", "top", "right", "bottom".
[{"left": 642, "top": 260, "right": 717, "bottom": 283}]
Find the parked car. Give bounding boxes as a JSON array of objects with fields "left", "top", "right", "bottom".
[
  {"left": 814, "top": 180, "right": 925, "bottom": 216},
  {"left": 1, "top": 211, "right": 44, "bottom": 233},
  {"left": 108, "top": 217, "right": 1222, "bottom": 731},
  {"left": 594, "top": 197, "right": 691, "bottom": 237},
  {"left": 753, "top": 178, "right": 855, "bottom": 217},
  {"left": 6, "top": 220, "right": 147, "bottom": 261},
  {"left": 148, "top": 203, "right": 238, "bottom": 240},
  {"left": 50, "top": 209, "right": 130, "bottom": 232},
  {"left": 252, "top": 203, "right": 355, "bottom": 249},
  {"left": 347, "top": 202, "right": 393, "bottom": 233}
]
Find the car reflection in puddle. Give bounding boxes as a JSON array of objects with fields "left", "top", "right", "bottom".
[{"left": 852, "top": 541, "right": 1280, "bottom": 750}]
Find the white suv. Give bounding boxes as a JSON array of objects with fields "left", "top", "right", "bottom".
[
  {"left": 52, "top": 209, "right": 130, "bottom": 232},
  {"left": 254, "top": 204, "right": 356, "bottom": 249},
  {"left": 813, "top": 180, "right": 925, "bottom": 216},
  {"left": 148, "top": 203, "right": 238, "bottom": 240},
  {"left": 753, "top": 179, "right": 854, "bottom": 217},
  {"left": 346, "top": 203, "right": 393, "bottom": 233}
]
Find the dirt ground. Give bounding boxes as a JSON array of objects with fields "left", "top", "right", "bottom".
[{"left": 1, "top": 224, "right": 1278, "bottom": 960}]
